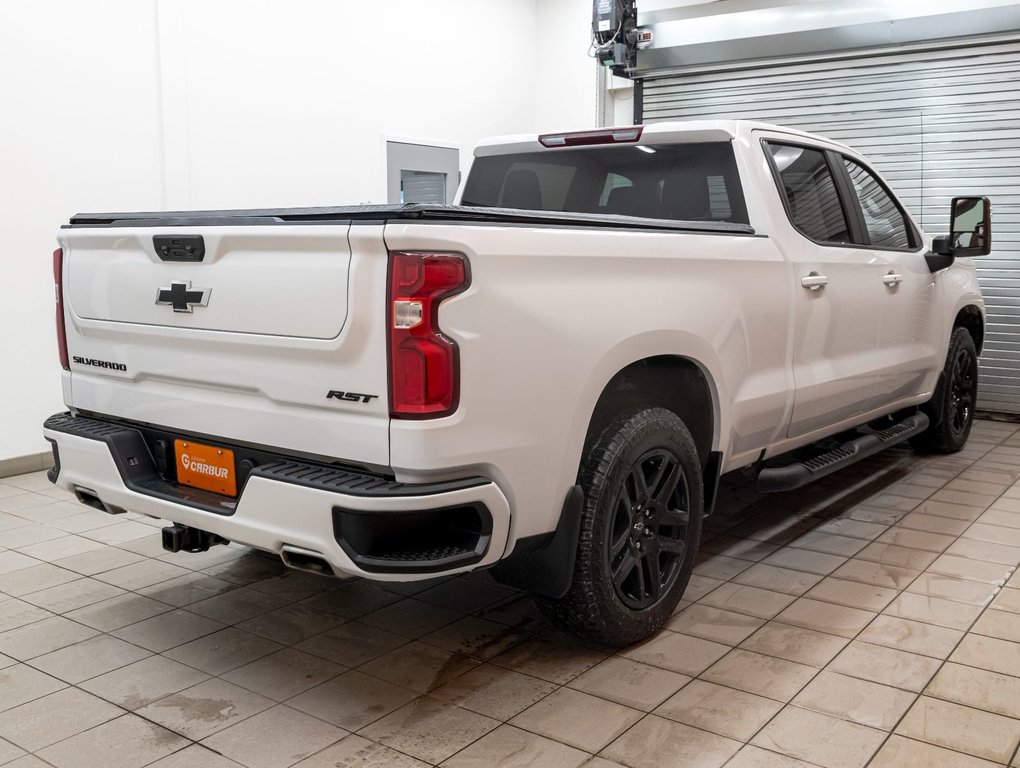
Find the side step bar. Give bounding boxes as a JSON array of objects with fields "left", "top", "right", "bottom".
[{"left": 757, "top": 413, "right": 929, "bottom": 493}]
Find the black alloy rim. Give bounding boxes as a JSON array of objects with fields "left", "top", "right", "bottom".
[
  {"left": 607, "top": 449, "right": 690, "bottom": 610},
  {"left": 949, "top": 346, "right": 977, "bottom": 437}
]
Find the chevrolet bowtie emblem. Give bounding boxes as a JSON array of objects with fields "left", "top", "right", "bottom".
[{"left": 156, "top": 281, "right": 211, "bottom": 313}]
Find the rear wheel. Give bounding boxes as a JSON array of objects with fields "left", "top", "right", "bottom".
[
  {"left": 536, "top": 408, "right": 703, "bottom": 647},
  {"left": 915, "top": 327, "right": 979, "bottom": 453}
]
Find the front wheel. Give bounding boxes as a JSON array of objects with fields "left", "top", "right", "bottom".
[
  {"left": 915, "top": 327, "right": 979, "bottom": 453},
  {"left": 536, "top": 408, "right": 703, "bottom": 647}
]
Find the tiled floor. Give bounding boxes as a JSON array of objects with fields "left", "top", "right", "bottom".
[{"left": 1, "top": 418, "right": 1020, "bottom": 767}]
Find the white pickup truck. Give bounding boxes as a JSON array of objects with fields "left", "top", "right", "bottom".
[{"left": 44, "top": 121, "right": 990, "bottom": 645}]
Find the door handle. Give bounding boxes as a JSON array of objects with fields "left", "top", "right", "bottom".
[
  {"left": 883, "top": 272, "right": 903, "bottom": 286},
  {"left": 801, "top": 272, "right": 829, "bottom": 291}
]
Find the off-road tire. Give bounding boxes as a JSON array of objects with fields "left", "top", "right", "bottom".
[
  {"left": 536, "top": 407, "right": 703, "bottom": 647},
  {"left": 915, "top": 327, "right": 979, "bottom": 453}
]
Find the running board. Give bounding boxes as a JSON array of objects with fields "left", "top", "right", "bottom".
[{"left": 757, "top": 413, "right": 929, "bottom": 493}]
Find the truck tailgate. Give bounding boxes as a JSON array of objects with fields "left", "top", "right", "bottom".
[{"left": 58, "top": 224, "right": 391, "bottom": 468}]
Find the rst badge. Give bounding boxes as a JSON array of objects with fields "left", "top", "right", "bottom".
[
  {"left": 156, "top": 281, "right": 211, "bottom": 313},
  {"left": 327, "top": 391, "right": 378, "bottom": 404}
]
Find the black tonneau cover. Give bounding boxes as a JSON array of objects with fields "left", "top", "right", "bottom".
[{"left": 67, "top": 204, "right": 754, "bottom": 235}]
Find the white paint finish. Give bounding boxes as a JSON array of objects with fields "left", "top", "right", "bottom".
[{"left": 0, "top": 0, "right": 165, "bottom": 461}]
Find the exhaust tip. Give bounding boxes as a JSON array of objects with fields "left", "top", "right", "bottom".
[{"left": 281, "top": 545, "right": 336, "bottom": 577}]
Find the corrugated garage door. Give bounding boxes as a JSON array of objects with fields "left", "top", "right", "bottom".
[{"left": 643, "top": 39, "right": 1020, "bottom": 413}]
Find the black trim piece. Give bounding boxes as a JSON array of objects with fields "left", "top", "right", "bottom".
[
  {"left": 826, "top": 149, "right": 869, "bottom": 246},
  {"left": 44, "top": 412, "right": 489, "bottom": 515},
  {"left": 252, "top": 461, "right": 487, "bottom": 498},
  {"left": 757, "top": 413, "right": 929, "bottom": 493},
  {"left": 702, "top": 450, "right": 723, "bottom": 517},
  {"left": 490, "top": 484, "right": 584, "bottom": 598},
  {"left": 633, "top": 79, "right": 644, "bottom": 124},
  {"left": 332, "top": 501, "right": 493, "bottom": 574},
  {"left": 67, "top": 203, "right": 754, "bottom": 236},
  {"left": 153, "top": 235, "right": 205, "bottom": 262},
  {"left": 46, "top": 438, "right": 60, "bottom": 484}
]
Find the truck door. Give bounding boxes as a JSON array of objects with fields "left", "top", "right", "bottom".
[{"left": 761, "top": 138, "right": 888, "bottom": 439}]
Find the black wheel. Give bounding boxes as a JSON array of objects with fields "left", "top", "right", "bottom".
[
  {"left": 536, "top": 407, "right": 703, "bottom": 647},
  {"left": 915, "top": 327, "right": 979, "bottom": 453}
]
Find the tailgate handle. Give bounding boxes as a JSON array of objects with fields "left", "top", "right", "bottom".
[{"left": 154, "top": 235, "right": 205, "bottom": 263}]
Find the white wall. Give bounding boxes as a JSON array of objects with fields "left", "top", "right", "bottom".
[{"left": 0, "top": 0, "right": 596, "bottom": 461}]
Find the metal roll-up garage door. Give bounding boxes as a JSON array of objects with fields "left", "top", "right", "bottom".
[{"left": 642, "top": 39, "right": 1020, "bottom": 413}]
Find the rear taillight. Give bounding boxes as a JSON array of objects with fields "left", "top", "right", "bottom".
[
  {"left": 388, "top": 251, "right": 469, "bottom": 418},
  {"left": 53, "top": 248, "right": 69, "bottom": 370}
]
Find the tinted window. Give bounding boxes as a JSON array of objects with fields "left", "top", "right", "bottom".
[
  {"left": 768, "top": 143, "right": 849, "bottom": 244},
  {"left": 461, "top": 142, "right": 749, "bottom": 224},
  {"left": 843, "top": 159, "right": 912, "bottom": 249}
]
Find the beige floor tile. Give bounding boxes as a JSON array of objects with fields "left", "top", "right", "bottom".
[
  {"left": 979, "top": 508, "right": 1020, "bottom": 529},
  {"left": 292, "top": 734, "right": 430, "bottom": 767},
  {"left": 792, "top": 670, "right": 915, "bottom": 730},
  {"left": 991, "top": 586, "right": 1020, "bottom": 613},
  {"left": 896, "top": 695, "right": 1020, "bottom": 763},
  {"left": 963, "top": 521, "right": 1020, "bottom": 547},
  {"left": 929, "top": 489, "right": 996, "bottom": 509},
  {"left": 0, "top": 615, "right": 98, "bottom": 660},
  {"left": 236, "top": 602, "right": 343, "bottom": 644},
  {"left": 656, "top": 679, "right": 782, "bottom": 740},
  {"left": 812, "top": 518, "right": 889, "bottom": 541},
  {"left": 725, "top": 744, "right": 819, "bottom": 767},
  {"left": 906, "top": 573, "right": 998, "bottom": 606},
  {"left": 830, "top": 559, "right": 920, "bottom": 590},
  {"left": 0, "top": 687, "right": 122, "bottom": 751},
  {"left": 420, "top": 616, "right": 529, "bottom": 660},
  {"left": 971, "top": 607, "right": 1020, "bottom": 642},
  {"left": 30, "top": 634, "right": 151, "bottom": 683},
  {"left": 699, "top": 582, "right": 796, "bottom": 619},
  {"left": 897, "top": 512, "right": 970, "bottom": 536},
  {"left": 702, "top": 649, "right": 817, "bottom": 701},
  {"left": 829, "top": 640, "right": 941, "bottom": 692},
  {"left": 360, "top": 597, "right": 464, "bottom": 638},
  {"left": 857, "top": 615, "right": 963, "bottom": 659},
  {"left": 111, "top": 609, "right": 224, "bottom": 653},
  {"left": 883, "top": 591, "right": 983, "bottom": 630},
  {"left": 602, "top": 715, "right": 741, "bottom": 768},
  {"left": 0, "top": 563, "right": 79, "bottom": 597},
  {"left": 36, "top": 713, "right": 188, "bottom": 768},
  {"left": 946, "top": 537, "right": 1020, "bottom": 566},
  {"left": 739, "top": 623, "right": 848, "bottom": 667},
  {"left": 568, "top": 655, "right": 689, "bottom": 710},
  {"left": 360, "top": 640, "right": 479, "bottom": 693},
  {"left": 163, "top": 626, "right": 283, "bottom": 675},
  {"left": 875, "top": 527, "right": 956, "bottom": 553},
  {"left": 951, "top": 633, "right": 1020, "bottom": 677},
  {"left": 490, "top": 636, "right": 606, "bottom": 684},
  {"left": 869, "top": 734, "right": 999, "bottom": 768},
  {"left": 750, "top": 706, "right": 884, "bottom": 768},
  {"left": 189, "top": 586, "right": 290, "bottom": 624},
  {"left": 18, "top": 577, "right": 125, "bottom": 613},
  {"left": 295, "top": 621, "right": 409, "bottom": 667},
  {"left": 927, "top": 554, "right": 1013, "bottom": 584},
  {"left": 361, "top": 696, "right": 499, "bottom": 764},
  {"left": 80, "top": 655, "right": 210, "bottom": 710},
  {"left": 619, "top": 630, "right": 728, "bottom": 676},
  {"left": 762, "top": 548, "right": 846, "bottom": 575},
  {"left": 511, "top": 687, "right": 642, "bottom": 752},
  {"left": 288, "top": 670, "right": 418, "bottom": 730},
  {"left": 694, "top": 553, "right": 754, "bottom": 581},
  {"left": 80, "top": 520, "right": 155, "bottom": 544},
  {"left": 774, "top": 598, "right": 876, "bottom": 638},
  {"left": 136, "top": 677, "right": 274, "bottom": 740},
  {"left": 731, "top": 563, "right": 823, "bottom": 596},
  {"left": 146, "top": 744, "right": 247, "bottom": 768},
  {"left": 926, "top": 662, "right": 1020, "bottom": 719},
  {"left": 63, "top": 592, "right": 172, "bottom": 631},
  {"left": 442, "top": 724, "right": 589, "bottom": 768},
  {"left": 0, "top": 600, "right": 52, "bottom": 633},
  {"left": 201, "top": 704, "right": 345, "bottom": 768},
  {"left": 0, "top": 664, "right": 66, "bottom": 712},
  {"left": 431, "top": 663, "right": 557, "bottom": 720},
  {"left": 17, "top": 536, "right": 106, "bottom": 561},
  {"left": 299, "top": 580, "right": 401, "bottom": 620},
  {"left": 220, "top": 647, "right": 345, "bottom": 701},
  {"left": 856, "top": 542, "right": 938, "bottom": 571},
  {"left": 136, "top": 573, "right": 237, "bottom": 608},
  {"left": 789, "top": 531, "right": 868, "bottom": 557},
  {"left": 51, "top": 546, "right": 143, "bottom": 576},
  {"left": 804, "top": 577, "right": 898, "bottom": 611},
  {"left": 94, "top": 560, "right": 193, "bottom": 591},
  {"left": 683, "top": 572, "right": 727, "bottom": 601},
  {"left": 666, "top": 604, "right": 764, "bottom": 645}
]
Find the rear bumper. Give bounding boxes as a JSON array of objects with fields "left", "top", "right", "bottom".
[{"left": 43, "top": 412, "right": 511, "bottom": 580}]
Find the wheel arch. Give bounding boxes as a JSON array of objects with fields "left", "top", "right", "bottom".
[{"left": 954, "top": 304, "right": 984, "bottom": 354}]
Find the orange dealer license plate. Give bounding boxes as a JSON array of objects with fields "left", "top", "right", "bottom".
[{"left": 175, "top": 439, "right": 237, "bottom": 497}]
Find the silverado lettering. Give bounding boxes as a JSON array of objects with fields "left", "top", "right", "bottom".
[{"left": 71, "top": 356, "right": 127, "bottom": 372}]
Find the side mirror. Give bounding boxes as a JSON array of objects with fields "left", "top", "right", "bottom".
[{"left": 928, "top": 196, "right": 991, "bottom": 272}]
